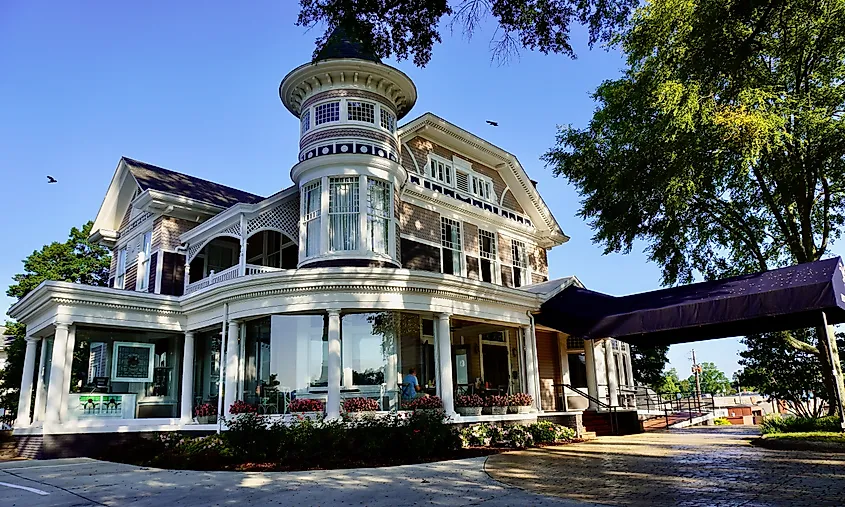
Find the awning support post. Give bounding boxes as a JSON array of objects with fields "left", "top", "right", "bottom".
[{"left": 821, "top": 311, "right": 845, "bottom": 432}]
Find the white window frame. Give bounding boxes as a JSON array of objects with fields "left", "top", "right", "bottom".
[
  {"left": 511, "top": 239, "right": 531, "bottom": 287},
  {"left": 115, "top": 248, "right": 127, "bottom": 289},
  {"left": 366, "top": 177, "right": 392, "bottom": 255},
  {"left": 477, "top": 228, "right": 499, "bottom": 284},
  {"left": 301, "top": 180, "right": 322, "bottom": 258},
  {"left": 301, "top": 99, "right": 397, "bottom": 136},
  {"left": 136, "top": 230, "right": 153, "bottom": 291},
  {"left": 346, "top": 100, "right": 376, "bottom": 124},
  {"left": 300, "top": 109, "right": 311, "bottom": 135},
  {"left": 314, "top": 100, "right": 341, "bottom": 126},
  {"left": 380, "top": 107, "right": 396, "bottom": 133},
  {"left": 440, "top": 217, "right": 463, "bottom": 276},
  {"left": 328, "top": 176, "right": 360, "bottom": 252},
  {"left": 428, "top": 154, "right": 454, "bottom": 186}
]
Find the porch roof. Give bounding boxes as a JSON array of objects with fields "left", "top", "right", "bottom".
[{"left": 536, "top": 257, "right": 845, "bottom": 346}]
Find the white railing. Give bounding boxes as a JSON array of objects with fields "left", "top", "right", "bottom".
[
  {"left": 245, "top": 264, "right": 284, "bottom": 276},
  {"left": 185, "top": 265, "right": 240, "bottom": 294}
]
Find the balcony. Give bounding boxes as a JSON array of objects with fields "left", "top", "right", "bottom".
[{"left": 185, "top": 263, "right": 286, "bottom": 294}]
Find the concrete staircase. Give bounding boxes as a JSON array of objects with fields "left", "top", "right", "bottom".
[
  {"left": 582, "top": 410, "right": 641, "bottom": 436},
  {"left": 0, "top": 431, "right": 18, "bottom": 460}
]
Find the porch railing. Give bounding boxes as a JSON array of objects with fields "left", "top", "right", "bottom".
[
  {"left": 245, "top": 264, "right": 284, "bottom": 276},
  {"left": 185, "top": 265, "right": 240, "bottom": 294},
  {"left": 555, "top": 383, "right": 620, "bottom": 435}
]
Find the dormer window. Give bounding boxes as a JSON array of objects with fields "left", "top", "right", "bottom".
[
  {"left": 427, "top": 155, "right": 494, "bottom": 203},
  {"left": 347, "top": 101, "right": 375, "bottom": 123},
  {"left": 429, "top": 156, "right": 453, "bottom": 186},
  {"left": 315, "top": 101, "right": 340, "bottom": 125}
]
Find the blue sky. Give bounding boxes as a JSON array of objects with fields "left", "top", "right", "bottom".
[{"left": 0, "top": 1, "right": 782, "bottom": 379}]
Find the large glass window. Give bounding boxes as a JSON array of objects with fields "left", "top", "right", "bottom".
[
  {"left": 329, "top": 177, "right": 359, "bottom": 251},
  {"left": 441, "top": 217, "right": 462, "bottom": 275},
  {"left": 450, "top": 318, "right": 523, "bottom": 396},
  {"left": 302, "top": 180, "right": 322, "bottom": 257},
  {"left": 314, "top": 101, "right": 340, "bottom": 125},
  {"left": 193, "top": 330, "right": 222, "bottom": 412},
  {"left": 244, "top": 318, "right": 271, "bottom": 406},
  {"left": 73, "top": 327, "right": 180, "bottom": 419},
  {"left": 347, "top": 101, "right": 375, "bottom": 123},
  {"left": 137, "top": 230, "right": 152, "bottom": 291},
  {"left": 341, "top": 313, "right": 391, "bottom": 387},
  {"left": 272, "top": 314, "right": 328, "bottom": 392},
  {"left": 478, "top": 229, "right": 497, "bottom": 283},
  {"left": 367, "top": 178, "right": 391, "bottom": 254}
]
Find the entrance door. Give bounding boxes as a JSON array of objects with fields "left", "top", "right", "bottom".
[{"left": 482, "top": 346, "right": 509, "bottom": 392}]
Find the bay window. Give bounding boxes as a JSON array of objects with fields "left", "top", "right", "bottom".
[
  {"left": 302, "top": 180, "right": 322, "bottom": 257},
  {"left": 329, "top": 177, "right": 360, "bottom": 251},
  {"left": 441, "top": 217, "right": 462, "bottom": 275},
  {"left": 367, "top": 178, "right": 391, "bottom": 254}
]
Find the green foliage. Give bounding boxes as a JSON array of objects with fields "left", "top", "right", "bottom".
[
  {"left": 739, "top": 330, "right": 829, "bottom": 418},
  {"left": 630, "top": 344, "right": 669, "bottom": 389},
  {"left": 545, "top": 0, "right": 845, "bottom": 415},
  {"left": 296, "top": 0, "right": 637, "bottom": 66},
  {"left": 458, "top": 421, "right": 575, "bottom": 448},
  {"left": 7, "top": 221, "right": 110, "bottom": 300},
  {"left": 713, "top": 417, "right": 731, "bottom": 426},
  {"left": 654, "top": 368, "right": 681, "bottom": 394},
  {"left": 1, "top": 221, "right": 110, "bottom": 418},
  {"left": 688, "top": 362, "right": 733, "bottom": 395},
  {"left": 760, "top": 415, "right": 842, "bottom": 435}
]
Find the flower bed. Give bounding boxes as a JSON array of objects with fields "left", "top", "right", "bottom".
[
  {"left": 342, "top": 397, "right": 379, "bottom": 413},
  {"left": 507, "top": 393, "right": 533, "bottom": 413},
  {"left": 483, "top": 395, "right": 509, "bottom": 415},
  {"left": 228, "top": 400, "right": 257, "bottom": 415},
  {"left": 455, "top": 395, "right": 484, "bottom": 416},
  {"left": 194, "top": 403, "right": 217, "bottom": 424},
  {"left": 402, "top": 395, "right": 443, "bottom": 411}
]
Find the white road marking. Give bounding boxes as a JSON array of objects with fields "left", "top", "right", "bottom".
[{"left": 0, "top": 481, "right": 50, "bottom": 495}]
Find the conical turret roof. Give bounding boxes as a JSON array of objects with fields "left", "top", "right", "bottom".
[{"left": 315, "top": 23, "right": 381, "bottom": 63}]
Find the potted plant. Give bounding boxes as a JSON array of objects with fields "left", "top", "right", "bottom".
[
  {"left": 402, "top": 395, "right": 443, "bottom": 414},
  {"left": 194, "top": 402, "right": 217, "bottom": 424},
  {"left": 508, "top": 393, "right": 533, "bottom": 414},
  {"left": 342, "top": 397, "right": 379, "bottom": 419},
  {"left": 484, "top": 395, "right": 509, "bottom": 415},
  {"left": 455, "top": 394, "right": 484, "bottom": 416},
  {"left": 289, "top": 398, "right": 325, "bottom": 419}
]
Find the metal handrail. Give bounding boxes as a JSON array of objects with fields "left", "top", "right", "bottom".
[{"left": 555, "top": 383, "right": 619, "bottom": 435}]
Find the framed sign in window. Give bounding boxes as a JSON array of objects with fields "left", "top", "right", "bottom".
[{"left": 111, "top": 342, "right": 155, "bottom": 382}]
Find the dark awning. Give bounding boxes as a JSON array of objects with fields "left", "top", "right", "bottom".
[{"left": 536, "top": 257, "right": 845, "bottom": 346}]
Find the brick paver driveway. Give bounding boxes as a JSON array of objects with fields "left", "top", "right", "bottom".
[{"left": 485, "top": 426, "right": 845, "bottom": 506}]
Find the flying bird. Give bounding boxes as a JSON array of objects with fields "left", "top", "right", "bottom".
[
  {"left": 486, "top": 120, "right": 498, "bottom": 126},
  {"left": 47, "top": 176, "right": 57, "bottom": 183}
]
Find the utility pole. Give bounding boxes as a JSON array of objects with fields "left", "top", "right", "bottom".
[{"left": 691, "top": 349, "right": 702, "bottom": 412}]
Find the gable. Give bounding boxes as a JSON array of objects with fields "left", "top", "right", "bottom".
[{"left": 398, "top": 113, "right": 567, "bottom": 246}]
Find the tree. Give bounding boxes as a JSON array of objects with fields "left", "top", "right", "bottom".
[
  {"left": 654, "top": 368, "right": 681, "bottom": 394},
  {"left": 737, "top": 330, "right": 830, "bottom": 418},
  {"left": 0, "top": 222, "right": 110, "bottom": 417},
  {"left": 543, "top": 0, "right": 845, "bottom": 415},
  {"left": 687, "top": 362, "right": 733, "bottom": 395},
  {"left": 630, "top": 343, "right": 669, "bottom": 389},
  {"left": 296, "top": 0, "right": 637, "bottom": 66}
]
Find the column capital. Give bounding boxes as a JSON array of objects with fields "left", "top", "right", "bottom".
[
  {"left": 25, "top": 336, "right": 40, "bottom": 343},
  {"left": 327, "top": 309, "right": 342, "bottom": 317},
  {"left": 184, "top": 330, "right": 195, "bottom": 338},
  {"left": 55, "top": 322, "right": 71, "bottom": 331},
  {"left": 434, "top": 312, "right": 452, "bottom": 320}
]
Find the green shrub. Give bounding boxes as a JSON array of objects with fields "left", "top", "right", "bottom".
[
  {"left": 713, "top": 417, "right": 731, "bottom": 426},
  {"left": 527, "top": 420, "right": 576, "bottom": 443},
  {"left": 506, "top": 425, "right": 534, "bottom": 448},
  {"left": 460, "top": 423, "right": 493, "bottom": 447},
  {"left": 761, "top": 415, "right": 841, "bottom": 434}
]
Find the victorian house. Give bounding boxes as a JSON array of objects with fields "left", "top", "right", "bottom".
[{"left": 9, "top": 31, "right": 636, "bottom": 455}]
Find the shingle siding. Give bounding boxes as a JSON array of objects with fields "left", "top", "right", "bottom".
[
  {"left": 401, "top": 238, "right": 440, "bottom": 273},
  {"left": 399, "top": 202, "right": 440, "bottom": 244}
]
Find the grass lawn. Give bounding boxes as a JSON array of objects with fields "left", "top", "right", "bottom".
[{"left": 755, "top": 431, "right": 845, "bottom": 452}]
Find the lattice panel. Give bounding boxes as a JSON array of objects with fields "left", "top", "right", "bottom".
[
  {"left": 247, "top": 196, "right": 300, "bottom": 242},
  {"left": 187, "top": 221, "right": 242, "bottom": 262}
]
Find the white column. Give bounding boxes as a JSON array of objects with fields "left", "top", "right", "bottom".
[
  {"left": 224, "top": 320, "right": 240, "bottom": 415},
  {"left": 358, "top": 174, "right": 368, "bottom": 254},
  {"left": 604, "top": 339, "right": 619, "bottom": 407},
  {"left": 181, "top": 331, "right": 196, "bottom": 423},
  {"left": 522, "top": 325, "right": 539, "bottom": 410},
  {"left": 584, "top": 339, "right": 599, "bottom": 410},
  {"left": 436, "top": 313, "right": 456, "bottom": 417},
  {"left": 15, "top": 337, "right": 39, "bottom": 427},
  {"left": 33, "top": 338, "right": 49, "bottom": 422},
  {"left": 184, "top": 262, "right": 191, "bottom": 293},
  {"left": 45, "top": 323, "right": 70, "bottom": 424},
  {"left": 326, "top": 309, "right": 342, "bottom": 420},
  {"left": 59, "top": 325, "right": 76, "bottom": 422},
  {"left": 238, "top": 215, "right": 247, "bottom": 276}
]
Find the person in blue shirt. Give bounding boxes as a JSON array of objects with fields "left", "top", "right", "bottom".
[{"left": 402, "top": 368, "right": 426, "bottom": 400}]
